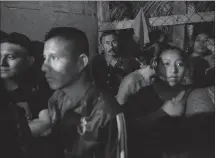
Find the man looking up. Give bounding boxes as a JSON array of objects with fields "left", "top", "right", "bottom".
[{"left": 31, "top": 27, "right": 121, "bottom": 158}]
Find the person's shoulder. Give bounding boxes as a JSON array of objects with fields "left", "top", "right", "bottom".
[
  {"left": 187, "top": 87, "right": 208, "bottom": 102},
  {"left": 97, "top": 89, "right": 121, "bottom": 113},
  {"left": 93, "top": 88, "right": 122, "bottom": 121},
  {"left": 121, "top": 71, "right": 135, "bottom": 83},
  {"left": 122, "top": 70, "right": 142, "bottom": 85}
]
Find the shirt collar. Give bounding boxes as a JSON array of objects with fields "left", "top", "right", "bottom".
[{"left": 63, "top": 82, "right": 96, "bottom": 116}]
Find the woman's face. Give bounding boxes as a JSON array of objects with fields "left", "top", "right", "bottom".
[
  {"left": 193, "top": 33, "right": 209, "bottom": 56},
  {"left": 157, "top": 49, "right": 185, "bottom": 86}
]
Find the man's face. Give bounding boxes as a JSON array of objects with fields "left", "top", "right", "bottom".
[
  {"left": 194, "top": 33, "right": 209, "bottom": 56},
  {"left": 102, "top": 34, "right": 118, "bottom": 57},
  {"left": 42, "top": 37, "right": 80, "bottom": 90},
  {"left": 0, "top": 42, "right": 28, "bottom": 79}
]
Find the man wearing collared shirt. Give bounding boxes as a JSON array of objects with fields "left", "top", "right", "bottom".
[
  {"left": 30, "top": 27, "right": 121, "bottom": 158},
  {"left": 92, "top": 30, "right": 141, "bottom": 96}
]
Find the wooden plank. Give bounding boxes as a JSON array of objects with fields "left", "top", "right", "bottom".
[
  {"left": 171, "top": 1, "right": 186, "bottom": 49},
  {"left": 99, "top": 20, "right": 134, "bottom": 31},
  {"left": 3, "top": 1, "right": 41, "bottom": 10},
  {"left": 150, "top": 11, "right": 215, "bottom": 26},
  {"left": 42, "top": 1, "right": 85, "bottom": 14},
  {"left": 99, "top": 11, "right": 215, "bottom": 31}
]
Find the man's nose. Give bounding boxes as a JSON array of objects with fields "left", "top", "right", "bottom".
[
  {"left": 107, "top": 43, "right": 113, "bottom": 49},
  {"left": 41, "top": 58, "right": 50, "bottom": 72},
  {"left": 200, "top": 40, "right": 207, "bottom": 46},
  {"left": 0, "top": 56, "right": 8, "bottom": 66},
  {"left": 171, "top": 65, "right": 178, "bottom": 74}
]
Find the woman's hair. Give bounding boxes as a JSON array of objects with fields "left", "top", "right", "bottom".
[{"left": 150, "top": 45, "right": 189, "bottom": 70}]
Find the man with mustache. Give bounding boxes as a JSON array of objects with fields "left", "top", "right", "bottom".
[
  {"left": 30, "top": 27, "right": 121, "bottom": 158},
  {"left": 92, "top": 30, "right": 141, "bottom": 96}
]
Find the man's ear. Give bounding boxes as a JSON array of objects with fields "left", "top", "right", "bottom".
[
  {"left": 100, "top": 44, "right": 104, "bottom": 51},
  {"left": 27, "top": 56, "right": 35, "bottom": 66},
  {"left": 78, "top": 53, "right": 89, "bottom": 72}
]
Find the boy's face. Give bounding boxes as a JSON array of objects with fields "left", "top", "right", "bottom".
[{"left": 0, "top": 42, "right": 29, "bottom": 79}]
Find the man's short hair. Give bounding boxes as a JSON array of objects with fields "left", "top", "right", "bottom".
[
  {"left": 1, "top": 32, "right": 32, "bottom": 55},
  {"left": 192, "top": 31, "right": 211, "bottom": 42},
  {"left": 100, "top": 30, "right": 118, "bottom": 44},
  {"left": 45, "top": 27, "right": 89, "bottom": 57},
  {"left": 0, "top": 30, "right": 8, "bottom": 43}
]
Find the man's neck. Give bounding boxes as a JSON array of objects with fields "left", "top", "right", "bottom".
[
  {"left": 62, "top": 73, "right": 92, "bottom": 106},
  {"left": 3, "top": 78, "right": 19, "bottom": 91}
]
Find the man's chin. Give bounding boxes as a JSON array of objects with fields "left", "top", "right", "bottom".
[
  {"left": 0, "top": 74, "right": 14, "bottom": 79},
  {"left": 47, "top": 83, "right": 60, "bottom": 90}
]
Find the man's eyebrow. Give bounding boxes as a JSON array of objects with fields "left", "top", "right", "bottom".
[{"left": 161, "top": 59, "right": 170, "bottom": 61}]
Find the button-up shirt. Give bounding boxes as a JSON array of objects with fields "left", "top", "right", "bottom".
[{"left": 48, "top": 83, "right": 122, "bottom": 158}]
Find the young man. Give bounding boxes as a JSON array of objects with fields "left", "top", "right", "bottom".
[
  {"left": 92, "top": 30, "right": 141, "bottom": 96},
  {"left": 31, "top": 27, "right": 121, "bottom": 158},
  {"left": 0, "top": 32, "right": 50, "bottom": 121}
]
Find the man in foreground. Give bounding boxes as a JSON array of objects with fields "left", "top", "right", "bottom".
[{"left": 30, "top": 27, "right": 121, "bottom": 158}]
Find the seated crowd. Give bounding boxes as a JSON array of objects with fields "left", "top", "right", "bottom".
[{"left": 0, "top": 27, "right": 214, "bottom": 158}]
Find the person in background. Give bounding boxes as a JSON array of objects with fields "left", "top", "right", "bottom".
[
  {"left": 92, "top": 30, "right": 140, "bottom": 96},
  {"left": 116, "top": 31, "right": 174, "bottom": 105},
  {"left": 0, "top": 32, "right": 49, "bottom": 121},
  {"left": 0, "top": 79, "right": 32, "bottom": 158},
  {"left": 30, "top": 27, "right": 121, "bottom": 158},
  {"left": 123, "top": 46, "right": 193, "bottom": 158},
  {"left": 189, "top": 31, "right": 215, "bottom": 87},
  {"left": 116, "top": 45, "right": 157, "bottom": 105}
]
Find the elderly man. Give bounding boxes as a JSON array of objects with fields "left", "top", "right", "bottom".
[
  {"left": 92, "top": 30, "right": 141, "bottom": 96},
  {"left": 31, "top": 27, "right": 121, "bottom": 158}
]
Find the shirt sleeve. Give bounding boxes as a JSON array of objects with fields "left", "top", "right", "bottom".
[{"left": 116, "top": 76, "right": 133, "bottom": 105}]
